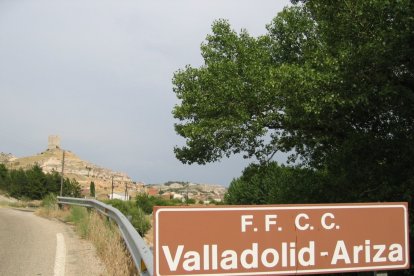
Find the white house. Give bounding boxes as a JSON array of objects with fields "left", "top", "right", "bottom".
[
  {"left": 173, "top": 193, "right": 183, "bottom": 200},
  {"left": 107, "top": 193, "right": 130, "bottom": 201}
]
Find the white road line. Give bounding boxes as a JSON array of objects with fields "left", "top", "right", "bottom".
[{"left": 54, "top": 233, "right": 66, "bottom": 276}]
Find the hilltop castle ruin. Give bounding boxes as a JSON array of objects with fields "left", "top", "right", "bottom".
[{"left": 48, "top": 135, "right": 61, "bottom": 150}]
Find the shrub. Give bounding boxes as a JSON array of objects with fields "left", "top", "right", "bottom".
[
  {"left": 128, "top": 206, "right": 151, "bottom": 236},
  {"left": 105, "top": 199, "right": 151, "bottom": 236},
  {"left": 135, "top": 194, "right": 154, "bottom": 214},
  {"left": 135, "top": 193, "right": 181, "bottom": 214},
  {"left": 42, "top": 193, "right": 58, "bottom": 210}
]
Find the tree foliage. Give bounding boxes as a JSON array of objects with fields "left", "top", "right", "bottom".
[
  {"left": 135, "top": 193, "right": 181, "bottom": 214},
  {"left": 0, "top": 164, "right": 81, "bottom": 199},
  {"left": 105, "top": 199, "right": 151, "bottom": 236},
  {"left": 90, "top": 181, "right": 95, "bottom": 197},
  {"left": 225, "top": 162, "right": 329, "bottom": 205},
  {"left": 173, "top": 2, "right": 414, "bottom": 168}
]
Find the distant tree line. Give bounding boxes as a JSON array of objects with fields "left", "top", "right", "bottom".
[
  {"left": 163, "top": 181, "right": 189, "bottom": 186},
  {"left": 135, "top": 193, "right": 182, "bottom": 214},
  {"left": 0, "top": 164, "right": 81, "bottom": 200}
]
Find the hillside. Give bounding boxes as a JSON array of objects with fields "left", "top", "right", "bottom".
[
  {"left": 0, "top": 153, "right": 17, "bottom": 163},
  {"left": 0, "top": 142, "right": 134, "bottom": 196},
  {"left": 1, "top": 136, "right": 227, "bottom": 200},
  {"left": 148, "top": 182, "right": 226, "bottom": 203}
]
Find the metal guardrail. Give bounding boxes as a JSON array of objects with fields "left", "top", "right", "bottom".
[{"left": 57, "top": 196, "right": 154, "bottom": 276}]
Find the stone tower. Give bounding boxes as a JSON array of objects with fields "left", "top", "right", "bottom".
[{"left": 48, "top": 135, "right": 61, "bottom": 150}]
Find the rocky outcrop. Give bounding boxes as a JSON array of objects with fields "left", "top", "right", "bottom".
[
  {"left": 1, "top": 148, "right": 133, "bottom": 194},
  {"left": 0, "top": 152, "right": 17, "bottom": 164},
  {"left": 149, "top": 182, "right": 227, "bottom": 203},
  {"left": 39, "top": 148, "right": 132, "bottom": 183}
]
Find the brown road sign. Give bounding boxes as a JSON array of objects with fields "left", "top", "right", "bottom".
[{"left": 154, "top": 202, "right": 410, "bottom": 276}]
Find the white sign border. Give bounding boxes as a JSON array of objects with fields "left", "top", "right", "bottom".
[{"left": 155, "top": 204, "right": 409, "bottom": 276}]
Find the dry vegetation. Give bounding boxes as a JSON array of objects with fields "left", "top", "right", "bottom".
[
  {"left": 86, "top": 211, "right": 137, "bottom": 275},
  {"left": 0, "top": 193, "right": 41, "bottom": 209},
  {"left": 37, "top": 200, "right": 138, "bottom": 276}
]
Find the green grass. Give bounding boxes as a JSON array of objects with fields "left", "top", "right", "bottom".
[
  {"left": 68, "top": 206, "right": 90, "bottom": 238},
  {"left": 41, "top": 193, "right": 58, "bottom": 209}
]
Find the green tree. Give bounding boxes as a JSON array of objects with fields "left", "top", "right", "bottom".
[
  {"left": 135, "top": 193, "right": 154, "bottom": 214},
  {"left": 0, "top": 164, "right": 81, "bottom": 199},
  {"left": 9, "top": 168, "right": 28, "bottom": 198},
  {"left": 0, "top": 164, "right": 9, "bottom": 191},
  {"left": 173, "top": 19, "right": 275, "bottom": 164},
  {"left": 44, "top": 171, "right": 61, "bottom": 195},
  {"left": 62, "top": 178, "right": 82, "bottom": 198},
  {"left": 25, "top": 164, "right": 47, "bottom": 199},
  {"left": 90, "top": 181, "right": 95, "bottom": 197},
  {"left": 225, "top": 162, "right": 329, "bottom": 205},
  {"left": 172, "top": 0, "right": 414, "bottom": 206},
  {"left": 173, "top": 3, "right": 414, "bottom": 168}
]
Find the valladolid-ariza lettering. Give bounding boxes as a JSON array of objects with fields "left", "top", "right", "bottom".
[{"left": 162, "top": 240, "right": 404, "bottom": 272}]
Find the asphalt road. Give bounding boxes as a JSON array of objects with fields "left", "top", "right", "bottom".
[{"left": 0, "top": 207, "right": 105, "bottom": 276}]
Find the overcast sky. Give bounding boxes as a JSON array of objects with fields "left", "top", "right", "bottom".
[{"left": 0, "top": 0, "right": 290, "bottom": 186}]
